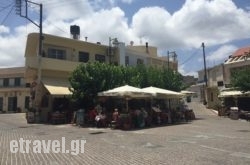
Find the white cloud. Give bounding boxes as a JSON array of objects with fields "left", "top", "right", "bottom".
[
  {"left": 0, "top": 33, "right": 26, "bottom": 68},
  {"left": 131, "top": 0, "right": 250, "bottom": 48},
  {"left": 131, "top": 6, "right": 175, "bottom": 47},
  {"left": 207, "top": 45, "right": 237, "bottom": 63},
  {"left": 179, "top": 64, "right": 198, "bottom": 77},
  {"left": 1, "top": 0, "right": 250, "bottom": 71},
  {"left": 43, "top": 0, "right": 94, "bottom": 21},
  {"left": 121, "top": 0, "right": 133, "bottom": 4},
  {"left": 0, "top": 25, "right": 10, "bottom": 34}
]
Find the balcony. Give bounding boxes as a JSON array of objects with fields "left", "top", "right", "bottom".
[{"left": 26, "top": 56, "right": 81, "bottom": 72}]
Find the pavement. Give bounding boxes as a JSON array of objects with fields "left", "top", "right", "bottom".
[{"left": 0, "top": 101, "right": 250, "bottom": 165}]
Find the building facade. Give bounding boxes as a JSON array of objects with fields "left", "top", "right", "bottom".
[
  {"left": 0, "top": 67, "right": 30, "bottom": 113},
  {"left": 196, "top": 46, "right": 250, "bottom": 109},
  {"left": 224, "top": 46, "right": 250, "bottom": 86},
  {"left": 25, "top": 33, "right": 178, "bottom": 122}
]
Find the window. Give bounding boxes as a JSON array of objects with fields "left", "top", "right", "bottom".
[
  {"left": 0, "top": 97, "right": 3, "bottom": 111},
  {"left": 25, "top": 96, "right": 30, "bottom": 109},
  {"left": 95, "top": 54, "right": 105, "bottom": 63},
  {"left": 26, "top": 83, "right": 31, "bottom": 87},
  {"left": 79, "top": 51, "right": 89, "bottom": 62},
  {"left": 3, "top": 78, "right": 9, "bottom": 87},
  {"left": 217, "top": 81, "right": 224, "bottom": 87},
  {"left": 8, "top": 97, "right": 17, "bottom": 111},
  {"left": 137, "top": 58, "right": 144, "bottom": 65},
  {"left": 48, "top": 48, "right": 66, "bottom": 59},
  {"left": 125, "top": 56, "right": 129, "bottom": 66},
  {"left": 14, "top": 78, "right": 21, "bottom": 86}
]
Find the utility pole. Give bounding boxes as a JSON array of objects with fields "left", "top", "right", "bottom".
[
  {"left": 167, "top": 51, "right": 170, "bottom": 70},
  {"left": 202, "top": 42, "right": 208, "bottom": 87},
  {"left": 16, "top": 0, "right": 43, "bottom": 122},
  {"left": 202, "top": 42, "right": 207, "bottom": 105},
  {"left": 16, "top": 0, "right": 43, "bottom": 82}
]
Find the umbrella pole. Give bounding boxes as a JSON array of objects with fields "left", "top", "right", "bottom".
[{"left": 126, "top": 98, "right": 128, "bottom": 113}]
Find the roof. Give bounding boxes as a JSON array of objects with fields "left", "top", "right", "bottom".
[{"left": 232, "top": 46, "right": 250, "bottom": 57}]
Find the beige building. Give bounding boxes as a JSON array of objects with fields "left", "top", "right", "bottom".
[
  {"left": 196, "top": 46, "right": 250, "bottom": 109},
  {"left": 25, "top": 32, "right": 178, "bottom": 122},
  {"left": 206, "top": 64, "right": 225, "bottom": 109},
  {"left": 0, "top": 67, "right": 30, "bottom": 113}
]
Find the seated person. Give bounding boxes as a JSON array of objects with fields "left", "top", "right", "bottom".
[
  {"left": 95, "top": 111, "right": 107, "bottom": 127},
  {"left": 89, "top": 108, "right": 97, "bottom": 123}
]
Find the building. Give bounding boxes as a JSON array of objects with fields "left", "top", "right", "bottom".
[
  {"left": 224, "top": 46, "right": 250, "bottom": 86},
  {"left": 206, "top": 64, "right": 225, "bottom": 109},
  {"left": 196, "top": 46, "right": 250, "bottom": 109},
  {"left": 0, "top": 67, "right": 30, "bottom": 113},
  {"left": 24, "top": 32, "right": 178, "bottom": 122}
]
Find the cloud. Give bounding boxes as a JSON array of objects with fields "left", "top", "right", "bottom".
[
  {"left": 207, "top": 45, "right": 238, "bottom": 63},
  {"left": 0, "top": 25, "right": 10, "bottom": 34},
  {"left": 121, "top": 0, "right": 133, "bottom": 4},
  {"left": 131, "top": 0, "right": 250, "bottom": 48},
  {"left": 131, "top": 6, "right": 176, "bottom": 47},
  {"left": 43, "top": 0, "right": 94, "bottom": 21},
  {"left": 178, "top": 64, "right": 198, "bottom": 77},
  {"left": 0, "top": 33, "right": 26, "bottom": 68},
  {"left": 1, "top": 0, "right": 250, "bottom": 73}
]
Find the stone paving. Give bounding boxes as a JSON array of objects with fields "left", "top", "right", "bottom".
[{"left": 0, "top": 101, "right": 250, "bottom": 165}]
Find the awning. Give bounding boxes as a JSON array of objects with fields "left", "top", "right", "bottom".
[
  {"left": 43, "top": 78, "right": 72, "bottom": 95},
  {"left": 218, "top": 90, "right": 250, "bottom": 98}
]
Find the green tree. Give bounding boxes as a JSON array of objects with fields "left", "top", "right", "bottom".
[
  {"left": 231, "top": 67, "right": 250, "bottom": 92},
  {"left": 69, "top": 62, "right": 184, "bottom": 109}
]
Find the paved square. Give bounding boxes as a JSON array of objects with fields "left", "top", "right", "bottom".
[{"left": 1, "top": 101, "right": 250, "bottom": 165}]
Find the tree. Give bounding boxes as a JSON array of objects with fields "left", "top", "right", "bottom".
[
  {"left": 231, "top": 67, "right": 250, "bottom": 92},
  {"left": 69, "top": 62, "right": 184, "bottom": 109}
]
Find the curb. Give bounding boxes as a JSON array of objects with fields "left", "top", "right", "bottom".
[{"left": 209, "top": 109, "right": 218, "bottom": 115}]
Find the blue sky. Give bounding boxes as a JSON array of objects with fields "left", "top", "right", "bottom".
[{"left": 1, "top": 0, "right": 250, "bottom": 77}]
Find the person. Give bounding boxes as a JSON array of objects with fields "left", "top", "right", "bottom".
[
  {"left": 110, "top": 108, "right": 120, "bottom": 129},
  {"left": 95, "top": 111, "right": 107, "bottom": 127},
  {"left": 112, "top": 108, "right": 119, "bottom": 122},
  {"left": 88, "top": 107, "right": 97, "bottom": 125}
]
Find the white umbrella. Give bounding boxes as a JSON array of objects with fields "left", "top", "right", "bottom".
[
  {"left": 141, "top": 86, "right": 184, "bottom": 98},
  {"left": 181, "top": 90, "right": 196, "bottom": 95},
  {"left": 98, "top": 85, "right": 151, "bottom": 98},
  {"left": 98, "top": 85, "right": 152, "bottom": 111}
]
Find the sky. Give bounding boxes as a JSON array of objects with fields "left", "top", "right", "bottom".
[{"left": 0, "top": 0, "right": 250, "bottom": 77}]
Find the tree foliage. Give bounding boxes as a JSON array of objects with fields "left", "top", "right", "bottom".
[
  {"left": 69, "top": 62, "right": 184, "bottom": 109},
  {"left": 231, "top": 67, "right": 250, "bottom": 92}
]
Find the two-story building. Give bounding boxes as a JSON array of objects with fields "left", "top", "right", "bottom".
[
  {"left": 195, "top": 46, "right": 250, "bottom": 109},
  {"left": 24, "top": 32, "right": 178, "bottom": 122},
  {"left": 0, "top": 67, "right": 30, "bottom": 113}
]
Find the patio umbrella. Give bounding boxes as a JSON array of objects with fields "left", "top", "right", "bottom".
[
  {"left": 141, "top": 86, "right": 184, "bottom": 124},
  {"left": 181, "top": 90, "right": 196, "bottom": 96},
  {"left": 98, "top": 85, "right": 152, "bottom": 111},
  {"left": 141, "top": 86, "right": 184, "bottom": 99}
]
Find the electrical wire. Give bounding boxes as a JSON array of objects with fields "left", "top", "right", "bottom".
[
  {"left": 44, "top": 19, "right": 68, "bottom": 34},
  {"left": 0, "top": 4, "right": 14, "bottom": 25},
  {"left": 0, "top": 3, "right": 13, "bottom": 12},
  {"left": 179, "top": 48, "right": 201, "bottom": 65}
]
